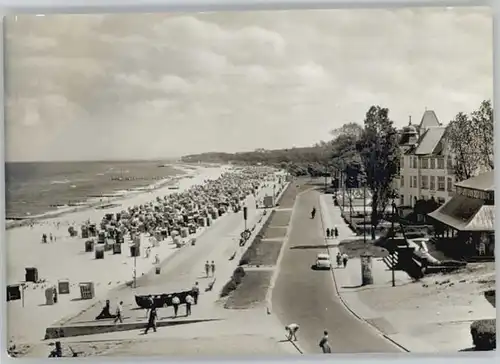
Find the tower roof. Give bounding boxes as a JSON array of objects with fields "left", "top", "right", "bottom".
[{"left": 419, "top": 110, "right": 441, "bottom": 129}]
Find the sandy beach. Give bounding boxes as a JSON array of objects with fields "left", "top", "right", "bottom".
[
  {"left": 6, "top": 164, "right": 228, "bottom": 343},
  {"left": 6, "top": 164, "right": 286, "bottom": 345}
]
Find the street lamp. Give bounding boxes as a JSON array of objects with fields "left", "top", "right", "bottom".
[
  {"left": 359, "top": 173, "right": 367, "bottom": 244},
  {"left": 341, "top": 170, "right": 346, "bottom": 214},
  {"left": 391, "top": 200, "right": 397, "bottom": 287}
]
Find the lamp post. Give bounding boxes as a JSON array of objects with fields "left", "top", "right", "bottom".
[
  {"left": 362, "top": 174, "right": 367, "bottom": 244},
  {"left": 341, "top": 170, "right": 346, "bottom": 214},
  {"left": 391, "top": 200, "right": 396, "bottom": 287}
]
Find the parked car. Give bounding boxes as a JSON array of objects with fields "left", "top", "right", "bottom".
[{"left": 315, "top": 253, "right": 331, "bottom": 270}]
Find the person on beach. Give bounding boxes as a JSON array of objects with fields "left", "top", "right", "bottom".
[
  {"left": 185, "top": 294, "right": 194, "bottom": 316},
  {"left": 172, "top": 295, "right": 180, "bottom": 318},
  {"left": 154, "top": 254, "right": 160, "bottom": 265},
  {"left": 146, "top": 295, "right": 155, "bottom": 313},
  {"left": 285, "top": 323, "right": 299, "bottom": 341},
  {"left": 191, "top": 282, "right": 200, "bottom": 305},
  {"left": 53, "top": 287, "right": 58, "bottom": 304},
  {"left": 96, "top": 300, "right": 115, "bottom": 320},
  {"left": 144, "top": 306, "right": 157, "bottom": 334},
  {"left": 326, "top": 228, "right": 331, "bottom": 239},
  {"left": 210, "top": 261, "right": 216, "bottom": 277},
  {"left": 311, "top": 207, "right": 316, "bottom": 219},
  {"left": 114, "top": 301, "right": 124, "bottom": 323},
  {"left": 319, "top": 330, "right": 332, "bottom": 353},
  {"left": 342, "top": 253, "right": 349, "bottom": 268},
  {"left": 50, "top": 233, "right": 53, "bottom": 242},
  {"left": 42, "top": 233, "right": 47, "bottom": 244},
  {"left": 205, "top": 261, "right": 210, "bottom": 277},
  {"left": 334, "top": 227, "right": 339, "bottom": 239},
  {"left": 336, "top": 252, "right": 342, "bottom": 267}
]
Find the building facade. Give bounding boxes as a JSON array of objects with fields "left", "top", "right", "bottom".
[{"left": 397, "top": 110, "right": 455, "bottom": 207}]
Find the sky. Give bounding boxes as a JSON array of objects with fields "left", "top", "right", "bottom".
[{"left": 4, "top": 7, "right": 493, "bottom": 162}]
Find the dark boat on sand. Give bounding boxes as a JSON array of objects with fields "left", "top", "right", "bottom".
[{"left": 135, "top": 289, "right": 194, "bottom": 308}]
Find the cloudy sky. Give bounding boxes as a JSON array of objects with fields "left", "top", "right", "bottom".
[{"left": 4, "top": 7, "right": 493, "bottom": 162}]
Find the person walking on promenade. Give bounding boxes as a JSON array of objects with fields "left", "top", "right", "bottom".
[
  {"left": 205, "top": 261, "right": 210, "bottom": 277},
  {"left": 185, "top": 294, "right": 194, "bottom": 316},
  {"left": 285, "top": 323, "right": 299, "bottom": 341},
  {"left": 210, "top": 261, "right": 216, "bottom": 277},
  {"left": 144, "top": 306, "right": 157, "bottom": 334},
  {"left": 191, "top": 282, "right": 200, "bottom": 305},
  {"left": 326, "top": 228, "right": 331, "bottom": 239},
  {"left": 172, "top": 295, "right": 180, "bottom": 318},
  {"left": 334, "top": 227, "right": 339, "bottom": 239},
  {"left": 319, "top": 330, "right": 332, "bottom": 353},
  {"left": 342, "top": 253, "right": 349, "bottom": 268},
  {"left": 311, "top": 207, "right": 316, "bottom": 219},
  {"left": 114, "top": 301, "right": 124, "bottom": 324},
  {"left": 336, "top": 252, "right": 342, "bottom": 267}
]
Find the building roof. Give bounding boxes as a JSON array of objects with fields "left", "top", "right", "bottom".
[
  {"left": 428, "top": 194, "right": 494, "bottom": 231},
  {"left": 413, "top": 126, "right": 447, "bottom": 155},
  {"left": 419, "top": 110, "right": 441, "bottom": 130},
  {"left": 454, "top": 170, "right": 494, "bottom": 192}
]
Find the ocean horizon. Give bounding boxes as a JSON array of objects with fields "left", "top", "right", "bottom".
[{"left": 5, "top": 160, "right": 186, "bottom": 218}]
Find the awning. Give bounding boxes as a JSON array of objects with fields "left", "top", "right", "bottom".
[{"left": 428, "top": 194, "right": 494, "bottom": 232}]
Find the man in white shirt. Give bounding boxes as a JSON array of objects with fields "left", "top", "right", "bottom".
[
  {"left": 285, "top": 323, "right": 299, "bottom": 341},
  {"left": 113, "top": 301, "right": 124, "bottom": 324},
  {"left": 185, "top": 294, "right": 194, "bottom": 316},
  {"left": 172, "top": 295, "right": 180, "bottom": 318}
]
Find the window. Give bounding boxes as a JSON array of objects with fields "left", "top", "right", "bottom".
[
  {"left": 421, "top": 175, "right": 429, "bottom": 190},
  {"left": 437, "top": 157, "right": 445, "bottom": 169},
  {"left": 430, "top": 176, "right": 436, "bottom": 190},
  {"left": 400, "top": 176, "right": 404, "bottom": 187},
  {"left": 437, "top": 176, "right": 445, "bottom": 191},
  {"left": 400, "top": 157, "right": 404, "bottom": 169},
  {"left": 447, "top": 177, "right": 453, "bottom": 192},
  {"left": 446, "top": 156, "right": 453, "bottom": 169},
  {"left": 430, "top": 158, "right": 436, "bottom": 169},
  {"left": 412, "top": 176, "right": 418, "bottom": 189},
  {"left": 411, "top": 157, "right": 417, "bottom": 169},
  {"left": 420, "top": 157, "right": 428, "bottom": 169},
  {"left": 400, "top": 195, "right": 404, "bottom": 206}
]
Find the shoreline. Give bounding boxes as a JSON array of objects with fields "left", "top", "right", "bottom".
[
  {"left": 5, "top": 164, "right": 199, "bottom": 231},
  {"left": 6, "top": 165, "right": 283, "bottom": 345}
]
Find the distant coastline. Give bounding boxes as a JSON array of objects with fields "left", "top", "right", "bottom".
[{"left": 4, "top": 161, "right": 216, "bottom": 230}]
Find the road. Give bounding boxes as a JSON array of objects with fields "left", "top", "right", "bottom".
[{"left": 271, "top": 187, "right": 401, "bottom": 354}]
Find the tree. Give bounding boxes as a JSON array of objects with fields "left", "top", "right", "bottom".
[
  {"left": 329, "top": 122, "right": 364, "bottom": 177},
  {"left": 471, "top": 100, "right": 494, "bottom": 169},
  {"left": 357, "top": 106, "right": 400, "bottom": 239},
  {"left": 446, "top": 110, "right": 485, "bottom": 181}
]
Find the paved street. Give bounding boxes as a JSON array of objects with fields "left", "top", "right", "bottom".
[{"left": 271, "top": 187, "right": 401, "bottom": 354}]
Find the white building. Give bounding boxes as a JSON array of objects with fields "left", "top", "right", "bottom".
[{"left": 397, "top": 110, "right": 455, "bottom": 207}]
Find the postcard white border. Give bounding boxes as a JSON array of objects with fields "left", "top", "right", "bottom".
[{"left": 0, "top": 0, "right": 498, "bottom": 363}]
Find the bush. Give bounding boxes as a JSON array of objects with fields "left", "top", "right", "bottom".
[
  {"left": 220, "top": 267, "right": 246, "bottom": 297},
  {"left": 470, "top": 319, "right": 496, "bottom": 351},
  {"left": 220, "top": 281, "right": 237, "bottom": 297}
]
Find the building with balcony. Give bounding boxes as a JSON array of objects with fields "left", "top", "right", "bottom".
[{"left": 397, "top": 110, "right": 455, "bottom": 207}]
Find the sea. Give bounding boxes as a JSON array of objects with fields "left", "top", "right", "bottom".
[{"left": 5, "top": 160, "right": 185, "bottom": 219}]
